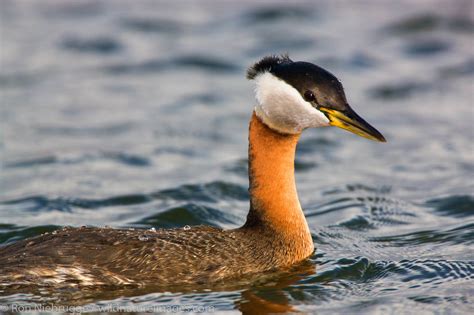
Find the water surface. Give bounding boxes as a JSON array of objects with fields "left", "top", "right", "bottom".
[{"left": 0, "top": 0, "right": 473, "bottom": 313}]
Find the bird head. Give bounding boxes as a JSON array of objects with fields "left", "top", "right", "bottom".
[{"left": 247, "top": 55, "right": 385, "bottom": 142}]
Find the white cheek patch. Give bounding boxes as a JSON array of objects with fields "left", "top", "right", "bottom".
[{"left": 253, "top": 72, "right": 330, "bottom": 134}]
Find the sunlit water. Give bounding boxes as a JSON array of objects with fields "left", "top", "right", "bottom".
[{"left": 1, "top": 0, "right": 473, "bottom": 313}]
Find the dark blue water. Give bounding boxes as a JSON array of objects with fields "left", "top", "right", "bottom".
[{"left": 1, "top": 0, "right": 473, "bottom": 313}]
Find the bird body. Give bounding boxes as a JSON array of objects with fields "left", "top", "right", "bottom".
[
  {"left": 0, "top": 55, "right": 385, "bottom": 289},
  {"left": 0, "top": 113, "right": 312, "bottom": 287}
]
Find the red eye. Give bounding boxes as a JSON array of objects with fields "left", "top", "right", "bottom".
[{"left": 304, "top": 91, "right": 315, "bottom": 102}]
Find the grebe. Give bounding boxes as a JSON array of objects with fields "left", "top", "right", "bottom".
[{"left": 0, "top": 55, "right": 385, "bottom": 288}]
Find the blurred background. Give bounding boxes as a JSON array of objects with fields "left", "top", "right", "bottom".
[{"left": 0, "top": 0, "right": 473, "bottom": 313}]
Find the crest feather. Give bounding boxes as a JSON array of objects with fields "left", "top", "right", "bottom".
[{"left": 246, "top": 54, "right": 292, "bottom": 80}]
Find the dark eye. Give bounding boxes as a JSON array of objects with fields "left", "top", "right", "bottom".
[{"left": 304, "top": 90, "right": 315, "bottom": 102}]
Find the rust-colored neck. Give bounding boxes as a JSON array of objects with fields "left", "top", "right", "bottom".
[{"left": 244, "top": 112, "right": 313, "bottom": 258}]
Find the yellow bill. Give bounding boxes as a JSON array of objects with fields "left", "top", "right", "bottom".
[{"left": 319, "top": 106, "right": 386, "bottom": 142}]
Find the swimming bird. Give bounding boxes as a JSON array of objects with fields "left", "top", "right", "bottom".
[{"left": 0, "top": 55, "right": 385, "bottom": 288}]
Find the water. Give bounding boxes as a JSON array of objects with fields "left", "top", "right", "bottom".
[{"left": 0, "top": 0, "right": 473, "bottom": 313}]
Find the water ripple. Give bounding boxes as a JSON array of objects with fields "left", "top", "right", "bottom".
[
  {"left": 369, "top": 222, "right": 474, "bottom": 246},
  {"left": 135, "top": 203, "right": 237, "bottom": 228},
  {"left": 120, "top": 17, "right": 183, "bottom": 33},
  {"left": 4, "top": 152, "right": 151, "bottom": 169},
  {"left": 307, "top": 193, "right": 416, "bottom": 230},
  {"left": 0, "top": 224, "right": 59, "bottom": 244},
  {"left": 385, "top": 13, "right": 474, "bottom": 35},
  {"left": 242, "top": 5, "right": 314, "bottom": 23},
  {"left": 0, "top": 181, "right": 247, "bottom": 213},
  {"left": 369, "top": 81, "right": 431, "bottom": 100},
  {"left": 152, "top": 181, "right": 248, "bottom": 202},
  {"left": 302, "top": 257, "right": 474, "bottom": 296},
  {"left": 403, "top": 39, "right": 451, "bottom": 57},
  {"left": 60, "top": 36, "right": 123, "bottom": 54},
  {"left": 104, "top": 55, "right": 239, "bottom": 75},
  {"left": 426, "top": 195, "right": 474, "bottom": 218}
]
